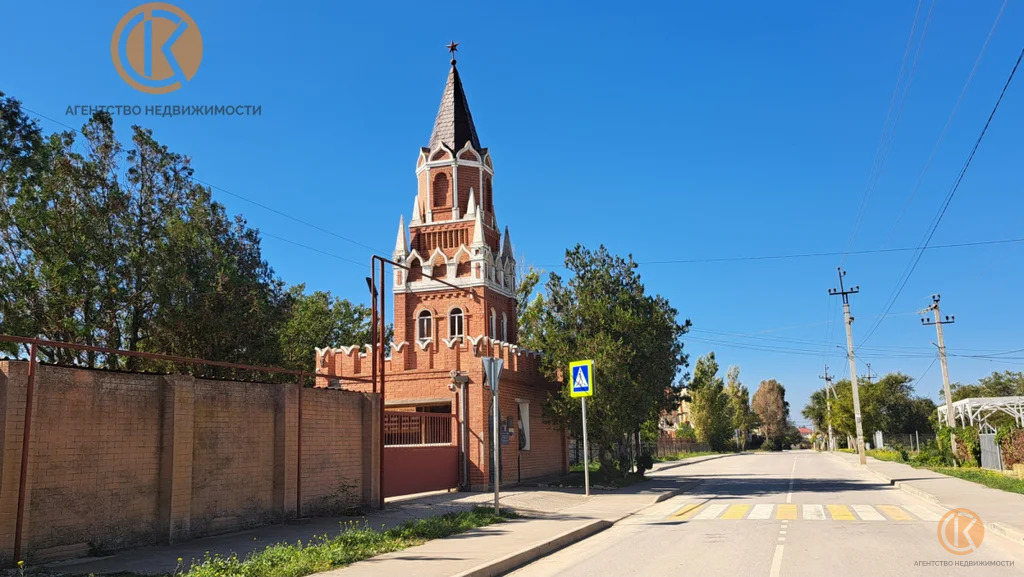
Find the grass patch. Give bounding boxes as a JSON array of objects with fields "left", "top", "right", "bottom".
[
  {"left": 654, "top": 451, "right": 719, "bottom": 462},
  {"left": 555, "top": 462, "right": 646, "bottom": 489},
  {"left": 865, "top": 449, "right": 905, "bottom": 463},
  {"left": 927, "top": 467, "right": 1024, "bottom": 495},
  {"left": 74, "top": 507, "right": 515, "bottom": 577},
  {"left": 862, "top": 448, "right": 1024, "bottom": 495}
]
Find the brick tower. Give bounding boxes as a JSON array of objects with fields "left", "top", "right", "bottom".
[
  {"left": 316, "top": 50, "right": 567, "bottom": 494},
  {"left": 392, "top": 52, "right": 517, "bottom": 351}
]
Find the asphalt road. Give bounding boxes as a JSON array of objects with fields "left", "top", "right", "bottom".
[{"left": 508, "top": 451, "right": 1024, "bottom": 577}]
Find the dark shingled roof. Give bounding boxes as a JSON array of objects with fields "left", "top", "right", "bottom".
[{"left": 429, "top": 63, "right": 481, "bottom": 151}]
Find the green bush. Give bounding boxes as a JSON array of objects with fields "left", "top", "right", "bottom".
[
  {"left": 636, "top": 452, "right": 654, "bottom": 475},
  {"left": 761, "top": 438, "right": 780, "bottom": 452},
  {"left": 911, "top": 442, "right": 952, "bottom": 467},
  {"left": 953, "top": 427, "right": 981, "bottom": 467},
  {"left": 676, "top": 422, "right": 697, "bottom": 442},
  {"left": 999, "top": 428, "right": 1024, "bottom": 468}
]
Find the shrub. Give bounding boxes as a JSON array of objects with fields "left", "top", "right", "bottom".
[
  {"left": 676, "top": 422, "right": 697, "bottom": 442},
  {"left": 761, "top": 438, "right": 780, "bottom": 452},
  {"left": 953, "top": 427, "right": 981, "bottom": 467},
  {"left": 999, "top": 428, "right": 1024, "bottom": 468},
  {"left": 912, "top": 441, "right": 954, "bottom": 467},
  {"left": 636, "top": 452, "right": 654, "bottom": 475}
]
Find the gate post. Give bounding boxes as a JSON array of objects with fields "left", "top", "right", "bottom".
[{"left": 365, "top": 393, "right": 382, "bottom": 508}]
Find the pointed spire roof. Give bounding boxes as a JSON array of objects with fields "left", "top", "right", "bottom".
[
  {"left": 501, "top": 226, "right": 513, "bottom": 259},
  {"left": 394, "top": 215, "right": 407, "bottom": 254},
  {"left": 471, "top": 209, "right": 485, "bottom": 247},
  {"left": 465, "top": 187, "right": 477, "bottom": 218},
  {"left": 410, "top": 196, "right": 422, "bottom": 225},
  {"left": 429, "top": 61, "right": 482, "bottom": 152}
]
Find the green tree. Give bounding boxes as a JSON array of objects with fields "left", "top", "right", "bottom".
[
  {"left": 725, "top": 365, "right": 757, "bottom": 450},
  {"left": 0, "top": 100, "right": 293, "bottom": 373},
  {"left": 536, "top": 245, "right": 691, "bottom": 475},
  {"left": 278, "top": 285, "right": 375, "bottom": 373},
  {"left": 515, "top": 265, "right": 544, "bottom": 348},
  {"left": 810, "top": 372, "right": 936, "bottom": 439},
  {"left": 689, "top": 352, "right": 733, "bottom": 451},
  {"left": 753, "top": 378, "right": 789, "bottom": 449}
]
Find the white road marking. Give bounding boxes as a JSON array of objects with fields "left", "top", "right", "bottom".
[
  {"left": 693, "top": 503, "right": 729, "bottom": 520},
  {"left": 903, "top": 504, "right": 943, "bottom": 521},
  {"left": 769, "top": 544, "right": 785, "bottom": 577},
  {"left": 786, "top": 457, "right": 797, "bottom": 503},
  {"left": 803, "top": 504, "right": 825, "bottom": 520},
  {"left": 852, "top": 504, "right": 885, "bottom": 521},
  {"left": 749, "top": 504, "right": 774, "bottom": 520}
]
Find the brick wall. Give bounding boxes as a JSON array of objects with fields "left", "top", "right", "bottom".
[
  {"left": 0, "top": 362, "right": 380, "bottom": 564},
  {"left": 315, "top": 336, "right": 568, "bottom": 491}
]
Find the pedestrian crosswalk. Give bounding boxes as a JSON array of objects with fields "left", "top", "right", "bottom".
[{"left": 668, "top": 502, "right": 941, "bottom": 522}]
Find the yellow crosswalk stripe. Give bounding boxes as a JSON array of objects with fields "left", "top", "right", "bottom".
[
  {"left": 826, "top": 505, "right": 856, "bottom": 521},
  {"left": 669, "top": 504, "right": 703, "bottom": 520},
  {"left": 776, "top": 504, "right": 797, "bottom": 520},
  {"left": 877, "top": 505, "right": 913, "bottom": 521},
  {"left": 722, "top": 504, "right": 751, "bottom": 519}
]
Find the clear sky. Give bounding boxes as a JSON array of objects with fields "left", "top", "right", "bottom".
[{"left": 4, "top": 1, "right": 1023, "bottom": 423}]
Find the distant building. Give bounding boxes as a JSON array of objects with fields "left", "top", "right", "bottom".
[
  {"left": 658, "top": 387, "right": 693, "bottom": 436},
  {"left": 798, "top": 426, "right": 814, "bottom": 439}
]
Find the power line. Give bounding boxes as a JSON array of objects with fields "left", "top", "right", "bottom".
[
  {"left": 537, "top": 237, "right": 1024, "bottom": 268},
  {"left": 858, "top": 47, "right": 1024, "bottom": 347},
  {"left": 881, "top": 0, "right": 1009, "bottom": 248},
  {"left": 21, "top": 107, "right": 387, "bottom": 257},
  {"left": 258, "top": 230, "right": 366, "bottom": 267},
  {"left": 912, "top": 356, "right": 939, "bottom": 386},
  {"left": 843, "top": 0, "right": 934, "bottom": 262}
]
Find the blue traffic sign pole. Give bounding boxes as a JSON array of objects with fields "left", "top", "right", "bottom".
[
  {"left": 581, "top": 396, "right": 590, "bottom": 496},
  {"left": 569, "top": 360, "right": 594, "bottom": 497},
  {"left": 483, "top": 357, "right": 504, "bottom": 515}
]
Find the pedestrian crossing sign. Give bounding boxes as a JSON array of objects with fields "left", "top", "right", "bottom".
[{"left": 569, "top": 360, "right": 594, "bottom": 397}]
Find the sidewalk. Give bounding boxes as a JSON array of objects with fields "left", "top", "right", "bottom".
[
  {"left": 828, "top": 450, "right": 1024, "bottom": 547},
  {"left": 48, "top": 454, "right": 722, "bottom": 576},
  {"left": 316, "top": 459, "right": 711, "bottom": 577}
]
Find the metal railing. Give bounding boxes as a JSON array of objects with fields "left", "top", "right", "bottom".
[{"left": 384, "top": 411, "right": 456, "bottom": 446}]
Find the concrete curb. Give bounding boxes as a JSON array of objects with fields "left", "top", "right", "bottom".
[
  {"left": 449, "top": 519, "right": 611, "bottom": 577},
  {"left": 825, "top": 451, "right": 1024, "bottom": 549},
  {"left": 989, "top": 522, "right": 1024, "bottom": 548},
  {"left": 826, "top": 452, "right": 944, "bottom": 505},
  {"left": 648, "top": 479, "right": 704, "bottom": 505}
]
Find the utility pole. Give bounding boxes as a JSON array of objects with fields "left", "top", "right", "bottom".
[
  {"left": 829, "top": 268, "right": 866, "bottom": 465},
  {"left": 921, "top": 295, "right": 955, "bottom": 428},
  {"left": 818, "top": 366, "right": 836, "bottom": 452},
  {"left": 863, "top": 363, "right": 875, "bottom": 384}
]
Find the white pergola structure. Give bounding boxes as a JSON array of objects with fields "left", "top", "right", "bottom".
[{"left": 937, "top": 396, "right": 1024, "bottom": 428}]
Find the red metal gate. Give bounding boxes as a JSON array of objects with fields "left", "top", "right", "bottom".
[{"left": 382, "top": 411, "right": 459, "bottom": 498}]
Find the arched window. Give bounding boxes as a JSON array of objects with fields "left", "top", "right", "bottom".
[
  {"left": 501, "top": 312, "right": 508, "bottom": 342},
  {"left": 449, "top": 308, "right": 464, "bottom": 340},
  {"left": 432, "top": 173, "right": 448, "bottom": 208},
  {"left": 490, "top": 308, "right": 497, "bottom": 340},
  {"left": 417, "top": 310, "right": 432, "bottom": 342},
  {"left": 484, "top": 177, "right": 493, "bottom": 212}
]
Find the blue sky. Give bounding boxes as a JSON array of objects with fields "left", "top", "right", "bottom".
[{"left": 4, "top": 1, "right": 1023, "bottom": 423}]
